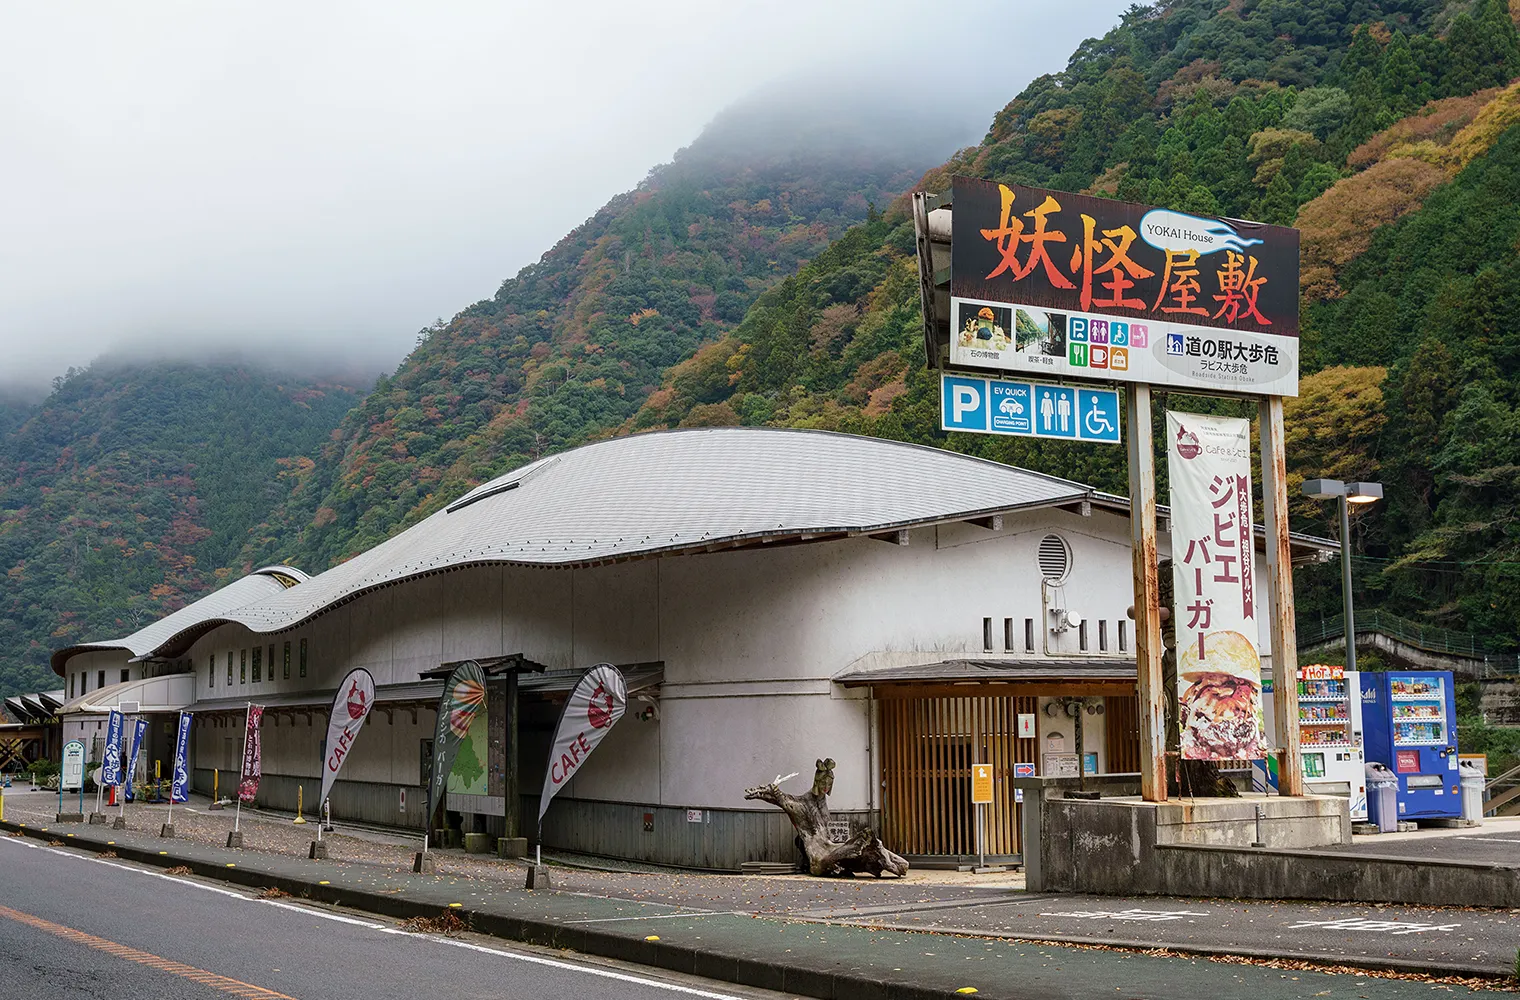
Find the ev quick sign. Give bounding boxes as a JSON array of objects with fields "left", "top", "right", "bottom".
[{"left": 942, "top": 373, "right": 1120, "bottom": 443}]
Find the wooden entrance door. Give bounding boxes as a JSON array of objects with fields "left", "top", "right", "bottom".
[{"left": 881, "top": 694, "right": 1038, "bottom": 857}]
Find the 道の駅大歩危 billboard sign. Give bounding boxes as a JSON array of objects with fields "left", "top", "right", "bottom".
[{"left": 949, "top": 177, "right": 1299, "bottom": 397}]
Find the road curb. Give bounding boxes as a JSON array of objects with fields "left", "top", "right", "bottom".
[{"left": 4, "top": 818, "right": 1512, "bottom": 990}]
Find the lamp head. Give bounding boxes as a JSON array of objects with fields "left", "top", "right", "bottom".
[
  {"left": 1301, "top": 478, "right": 1346, "bottom": 500},
  {"left": 1346, "top": 481, "right": 1383, "bottom": 504}
]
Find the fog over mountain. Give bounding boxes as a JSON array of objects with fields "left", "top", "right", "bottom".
[{"left": 0, "top": 1, "right": 1132, "bottom": 392}]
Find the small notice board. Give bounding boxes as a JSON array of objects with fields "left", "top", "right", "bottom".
[{"left": 971, "top": 764, "right": 993, "bottom": 804}]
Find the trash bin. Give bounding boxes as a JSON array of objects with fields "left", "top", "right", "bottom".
[
  {"left": 1459, "top": 761, "right": 1486, "bottom": 824},
  {"left": 1365, "top": 762, "right": 1398, "bottom": 833}
]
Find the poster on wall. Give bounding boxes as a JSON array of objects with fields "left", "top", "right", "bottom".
[
  {"left": 538, "top": 663, "right": 627, "bottom": 825},
  {"left": 427, "top": 660, "right": 487, "bottom": 826},
  {"left": 320, "top": 669, "right": 375, "bottom": 808},
  {"left": 1167, "top": 411, "right": 1267, "bottom": 760},
  {"left": 950, "top": 177, "right": 1299, "bottom": 396}
]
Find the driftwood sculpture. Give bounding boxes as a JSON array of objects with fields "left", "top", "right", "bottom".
[{"left": 744, "top": 758, "right": 909, "bottom": 878}]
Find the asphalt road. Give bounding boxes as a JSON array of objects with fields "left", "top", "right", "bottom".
[{"left": 0, "top": 836, "right": 790, "bottom": 1000}]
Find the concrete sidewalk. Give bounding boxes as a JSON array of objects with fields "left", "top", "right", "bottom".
[{"left": 3, "top": 796, "right": 1517, "bottom": 997}]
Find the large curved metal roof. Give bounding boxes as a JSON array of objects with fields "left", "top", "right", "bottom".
[
  {"left": 54, "top": 429, "right": 1095, "bottom": 672},
  {"left": 222, "top": 427, "right": 1095, "bottom": 633},
  {"left": 50, "top": 565, "right": 308, "bottom": 674}
]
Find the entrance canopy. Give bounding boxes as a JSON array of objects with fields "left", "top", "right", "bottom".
[{"left": 835, "top": 658, "right": 1136, "bottom": 689}]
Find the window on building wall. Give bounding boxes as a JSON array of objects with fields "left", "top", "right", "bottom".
[
  {"left": 121, "top": 668, "right": 129, "bottom": 684},
  {"left": 97, "top": 670, "right": 105, "bottom": 690},
  {"left": 209, "top": 657, "right": 215, "bottom": 688},
  {"left": 227, "top": 653, "right": 233, "bottom": 687},
  {"left": 252, "top": 646, "right": 262, "bottom": 683},
  {"left": 982, "top": 618, "right": 993, "bottom": 652},
  {"left": 1078, "top": 621, "right": 1089, "bottom": 652},
  {"left": 1099, "top": 620, "right": 1109, "bottom": 652},
  {"left": 1119, "top": 621, "right": 1128, "bottom": 653},
  {"left": 240, "top": 649, "right": 247, "bottom": 684},
  {"left": 69, "top": 674, "right": 75, "bottom": 698},
  {"left": 299, "top": 638, "right": 307, "bottom": 678},
  {"left": 283, "top": 641, "right": 291, "bottom": 679},
  {"left": 1024, "top": 618, "right": 1035, "bottom": 653},
  {"left": 1003, "top": 618, "right": 1014, "bottom": 652}
]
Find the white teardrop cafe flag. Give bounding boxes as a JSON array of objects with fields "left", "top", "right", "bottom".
[
  {"left": 320, "top": 668, "right": 375, "bottom": 808},
  {"left": 538, "top": 663, "right": 627, "bottom": 825}
]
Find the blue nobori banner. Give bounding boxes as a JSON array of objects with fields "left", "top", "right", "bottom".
[
  {"left": 101, "top": 710, "right": 124, "bottom": 786},
  {"left": 171, "top": 713, "right": 193, "bottom": 804},
  {"left": 941, "top": 373, "right": 1120, "bottom": 444}
]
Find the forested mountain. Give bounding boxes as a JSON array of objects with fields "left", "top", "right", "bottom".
[
  {"left": 239, "top": 85, "right": 987, "bottom": 571},
  {"left": 0, "top": 363, "right": 363, "bottom": 696},
  {"left": 627, "top": 0, "right": 1520, "bottom": 645},
  {"left": 13, "top": 0, "right": 1520, "bottom": 704}
]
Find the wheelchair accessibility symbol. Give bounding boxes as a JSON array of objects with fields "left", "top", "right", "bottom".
[{"left": 1077, "top": 389, "right": 1121, "bottom": 442}]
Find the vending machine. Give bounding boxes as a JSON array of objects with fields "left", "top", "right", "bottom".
[
  {"left": 1254, "top": 665, "right": 1367, "bottom": 820},
  {"left": 1360, "top": 670, "right": 1460, "bottom": 820}
]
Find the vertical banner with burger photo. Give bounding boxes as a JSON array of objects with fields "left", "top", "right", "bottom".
[{"left": 1167, "top": 412, "right": 1267, "bottom": 760}]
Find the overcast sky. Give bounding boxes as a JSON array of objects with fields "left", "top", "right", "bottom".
[{"left": 0, "top": 1, "right": 1132, "bottom": 396}]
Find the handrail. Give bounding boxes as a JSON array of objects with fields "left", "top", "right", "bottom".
[{"left": 1298, "top": 610, "right": 1520, "bottom": 676}]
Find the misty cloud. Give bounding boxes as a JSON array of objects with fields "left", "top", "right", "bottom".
[{"left": 0, "top": 1, "right": 1132, "bottom": 392}]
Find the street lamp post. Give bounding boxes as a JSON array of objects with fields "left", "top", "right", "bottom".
[{"left": 1301, "top": 479, "right": 1383, "bottom": 672}]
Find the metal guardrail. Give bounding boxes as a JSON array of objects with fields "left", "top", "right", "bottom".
[{"left": 1298, "top": 610, "right": 1520, "bottom": 676}]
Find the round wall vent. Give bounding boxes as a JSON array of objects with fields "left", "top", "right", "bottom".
[{"left": 1038, "top": 533, "right": 1071, "bottom": 582}]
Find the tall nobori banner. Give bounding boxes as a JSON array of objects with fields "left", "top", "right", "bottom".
[
  {"left": 239, "top": 705, "right": 265, "bottom": 803},
  {"left": 426, "top": 660, "right": 486, "bottom": 827},
  {"left": 949, "top": 177, "right": 1299, "bottom": 396},
  {"left": 1167, "top": 412, "right": 1267, "bottom": 760},
  {"left": 539, "top": 664, "right": 627, "bottom": 825},
  {"left": 320, "top": 668, "right": 375, "bottom": 808},
  {"left": 171, "top": 713, "right": 193, "bottom": 804},
  {"left": 123, "top": 718, "right": 148, "bottom": 801},
  {"left": 101, "top": 709, "right": 125, "bottom": 786}
]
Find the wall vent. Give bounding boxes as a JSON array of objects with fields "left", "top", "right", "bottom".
[{"left": 1037, "top": 533, "right": 1071, "bottom": 582}]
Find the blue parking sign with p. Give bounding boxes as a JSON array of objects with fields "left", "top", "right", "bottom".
[{"left": 942, "top": 376, "right": 987, "bottom": 432}]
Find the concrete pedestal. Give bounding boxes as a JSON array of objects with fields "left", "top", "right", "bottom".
[
  {"left": 413, "top": 852, "right": 438, "bottom": 874},
  {"left": 87, "top": 813, "right": 107, "bottom": 825},
  {"left": 159, "top": 823, "right": 175, "bottom": 838},
  {"left": 111, "top": 816, "right": 127, "bottom": 830},
  {"left": 208, "top": 802, "right": 224, "bottom": 810},
  {"left": 462, "top": 832, "right": 492, "bottom": 855},
  {"left": 525, "top": 865, "right": 552, "bottom": 890},
  {"left": 55, "top": 812, "right": 84, "bottom": 823},
  {"left": 308, "top": 840, "right": 328, "bottom": 860},
  {"left": 497, "top": 837, "right": 528, "bottom": 859},
  {"left": 226, "top": 831, "right": 243, "bottom": 848}
]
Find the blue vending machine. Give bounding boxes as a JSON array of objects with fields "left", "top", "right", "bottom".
[{"left": 1360, "top": 671, "right": 1460, "bottom": 820}]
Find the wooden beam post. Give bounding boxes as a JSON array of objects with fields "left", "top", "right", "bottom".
[
  {"left": 1260, "top": 396, "right": 1303, "bottom": 796},
  {"left": 1127, "top": 384, "right": 1167, "bottom": 802}
]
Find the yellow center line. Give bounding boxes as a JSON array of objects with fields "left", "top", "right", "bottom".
[{"left": 0, "top": 903, "right": 299, "bottom": 999}]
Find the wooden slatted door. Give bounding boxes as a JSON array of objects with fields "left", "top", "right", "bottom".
[
  {"left": 881, "top": 695, "right": 1038, "bottom": 858},
  {"left": 1104, "top": 695, "right": 1142, "bottom": 774}
]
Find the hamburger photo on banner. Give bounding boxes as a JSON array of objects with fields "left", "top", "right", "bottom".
[{"left": 1178, "top": 629, "right": 1267, "bottom": 760}]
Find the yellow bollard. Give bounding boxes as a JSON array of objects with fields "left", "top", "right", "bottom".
[
  {"left": 293, "top": 785, "right": 306, "bottom": 824},
  {"left": 213, "top": 768, "right": 219, "bottom": 801}
]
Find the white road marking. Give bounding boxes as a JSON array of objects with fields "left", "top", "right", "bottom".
[
  {"left": 1284, "top": 917, "right": 1462, "bottom": 936},
  {"left": 566, "top": 909, "right": 731, "bottom": 924},
  {"left": 1039, "top": 908, "right": 1208, "bottom": 922},
  {"left": 0, "top": 835, "right": 751, "bottom": 998}
]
